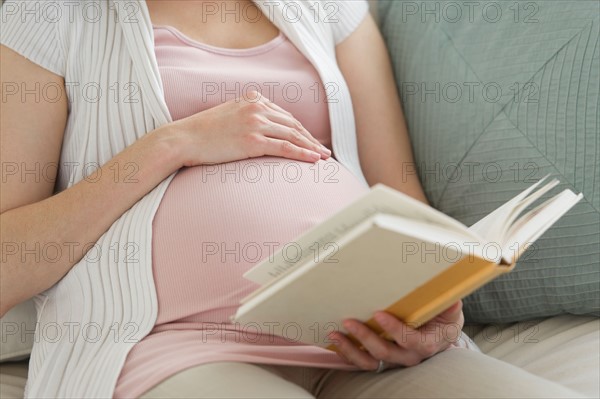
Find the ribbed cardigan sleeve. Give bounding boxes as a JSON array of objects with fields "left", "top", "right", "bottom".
[
  {"left": 0, "top": 0, "right": 65, "bottom": 76},
  {"left": 330, "top": 0, "right": 370, "bottom": 45}
]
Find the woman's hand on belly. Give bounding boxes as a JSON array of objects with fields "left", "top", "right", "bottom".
[{"left": 161, "top": 90, "right": 331, "bottom": 167}]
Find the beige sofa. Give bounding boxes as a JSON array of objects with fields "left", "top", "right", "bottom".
[{"left": 2, "top": 315, "right": 598, "bottom": 398}]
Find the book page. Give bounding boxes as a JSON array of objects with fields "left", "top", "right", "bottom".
[
  {"left": 375, "top": 214, "right": 494, "bottom": 262},
  {"left": 501, "top": 190, "right": 584, "bottom": 263},
  {"left": 239, "top": 213, "right": 490, "bottom": 306},
  {"left": 469, "top": 175, "right": 555, "bottom": 243},
  {"left": 242, "top": 184, "right": 480, "bottom": 286},
  {"left": 232, "top": 217, "right": 471, "bottom": 347}
]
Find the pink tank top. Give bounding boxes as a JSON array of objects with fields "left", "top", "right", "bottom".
[{"left": 114, "top": 25, "right": 369, "bottom": 398}]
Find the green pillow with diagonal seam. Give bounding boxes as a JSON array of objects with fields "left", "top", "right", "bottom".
[{"left": 377, "top": 0, "right": 599, "bottom": 323}]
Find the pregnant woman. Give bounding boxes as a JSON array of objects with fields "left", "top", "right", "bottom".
[{"left": 1, "top": 1, "right": 583, "bottom": 398}]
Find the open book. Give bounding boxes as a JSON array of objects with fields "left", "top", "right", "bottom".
[{"left": 229, "top": 175, "right": 583, "bottom": 351}]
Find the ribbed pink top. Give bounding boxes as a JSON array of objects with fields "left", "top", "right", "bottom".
[{"left": 113, "top": 26, "right": 370, "bottom": 398}]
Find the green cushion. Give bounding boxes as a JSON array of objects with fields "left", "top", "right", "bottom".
[{"left": 378, "top": 0, "right": 599, "bottom": 323}]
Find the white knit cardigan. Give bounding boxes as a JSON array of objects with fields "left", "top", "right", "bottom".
[{"left": 0, "top": 0, "right": 369, "bottom": 397}]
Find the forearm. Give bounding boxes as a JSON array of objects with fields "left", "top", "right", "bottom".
[
  {"left": 0, "top": 127, "right": 181, "bottom": 316},
  {"left": 357, "top": 118, "right": 429, "bottom": 205},
  {"left": 335, "top": 15, "right": 428, "bottom": 205}
]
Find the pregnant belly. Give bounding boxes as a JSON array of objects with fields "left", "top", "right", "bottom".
[{"left": 151, "top": 157, "right": 369, "bottom": 326}]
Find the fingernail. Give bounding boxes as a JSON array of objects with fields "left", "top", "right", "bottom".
[
  {"left": 322, "top": 146, "right": 332, "bottom": 155},
  {"left": 343, "top": 321, "right": 357, "bottom": 334},
  {"left": 309, "top": 151, "right": 321, "bottom": 160}
]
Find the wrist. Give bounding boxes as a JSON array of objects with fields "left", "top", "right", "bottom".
[{"left": 147, "top": 123, "right": 187, "bottom": 171}]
